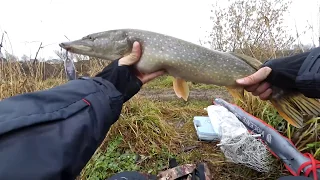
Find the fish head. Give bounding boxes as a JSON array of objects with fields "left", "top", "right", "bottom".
[{"left": 59, "top": 30, "right": 132, "bottom": 60}]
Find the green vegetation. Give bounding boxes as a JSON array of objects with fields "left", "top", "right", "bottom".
[
  {"left": 77, "top": 96, "right": 286, "bottom": 180},
  {"left": 1, "top": 0, "right": 318, "bottom": 179},
  {"left": 1, "top": 58, "right": 318, "bottom": 179},
  {"left": 82, "top": 136, "right": 139, "bottom": 180}
]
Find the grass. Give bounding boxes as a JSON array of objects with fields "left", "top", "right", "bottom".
[
  {"left": 2, "top": 0, "right": 319, "bottom": 178},
  {"left": 1, "top": 58, "right": 319, "bottom": 179},
  {"left": 234, "top": 92, "right": 320, "bottom": 157},
  {"left": 81, "top": 96, "right": 286, "bottom": 180},
  {"left": 1, "top": 59, "right": 319, "bottom": 179},
  {"left": 143, "top": 75, "right": 222, "bottom": 90}
]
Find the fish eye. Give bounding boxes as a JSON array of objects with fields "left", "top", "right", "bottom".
[{"left": 83, "top": 35, "right": 94, "bottom": 41}]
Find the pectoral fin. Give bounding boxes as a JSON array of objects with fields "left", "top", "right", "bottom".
[{"left": 173, "top": 77, "right": 189, "bottom": 101}]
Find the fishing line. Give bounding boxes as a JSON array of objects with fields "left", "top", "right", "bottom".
[
  {"left": 41, "top": 42, "right": 61, "bottom": 48},
  {"left": 0, "top": 33, "right": 4, "bottom": 51},
  {"left": 22, "top": 41, "right": 41, "bottom": 44},
  {"left": 22, "top": 41, "right": 40, "bottom": 59},
  {"left": 28, "top": 0, "right": 55, "bottom": 61},
  {"left": 2, "top": 47, "right": 16, "bottom": 60},
  {"left": 64, "top": 35, "right": 70, "bottom": 41},
  {"left": 4, "top": 31, "right": 13, "bottom": 56},
  {"left": 0, "top": 36, "right": 10, "bottom": 58},
  {"left": 24, "top": 0, "right": 76, "bottom": 81}
]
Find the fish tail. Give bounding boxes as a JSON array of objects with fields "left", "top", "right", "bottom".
[
  {"left": 227, "top": 52, "right": 320, "bottom": 128},
  {"left": 226, "top": 86, "right": 320, "bottom": 128},
  {"left": 225, "top": 86, "right": 245, "bottom": 100},
  {"left": 269, "top": 93, "right": 320, "bottom": 128}
]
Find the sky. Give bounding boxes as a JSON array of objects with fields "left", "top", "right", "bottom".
[{"left": 0, "top": 0, "right": 319, "bottom": 60}]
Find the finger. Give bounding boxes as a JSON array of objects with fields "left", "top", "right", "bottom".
[
  {"left": 142, "top": 71, "right": 166, "bottom": 83},
  {"left": 244, "top": 84, "right": 259, "bottom": 92},
  {"left": 251, "top": 82, "right": 271, "bottom": 96},
  {"left": 236, "top": 67, "right": 272, "bottom": 86},
  {"left": 255, "top": 82, "right": 271, "bottom": 94},
  {"left": 141, "top": 70, "right": 166, "bottom": 83},
  {"left": 259, "top": 88, "right": 272, "bottom": 100},
  {"left": 252, "top": 89, "right": 260, "bottom": 96},
  {"left": 119, "top": 41, "right": 141, "bottom": 66}
]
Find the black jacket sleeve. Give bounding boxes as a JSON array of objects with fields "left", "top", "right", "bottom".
[
  {"left": 95, "top": 59, "right": 143, "bottom": 103},
  {"left": 0, "top": 60, "right": 142, "bottom": 180},
  {"left": 261, "top": 46, "right": 320, "bottom": 98},
  {"left": 295, "top": 47, "right": 320, "bottom": 98}
]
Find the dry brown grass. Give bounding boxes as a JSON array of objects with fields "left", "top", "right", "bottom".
[
  {"left": 234, "top": 91, "right": 320, "bottom": 158},
  {"left": 1, "top": 0, "right": 319, "bottom": 179},
  {"left": 88, "top": 96, "right": 287, "bottom": 180},
  {"left": 207, "top": 0, "right": 320, "bottom": 160},
  {"left": 0, "top": 60, "right": 288, "bottom": 179}
]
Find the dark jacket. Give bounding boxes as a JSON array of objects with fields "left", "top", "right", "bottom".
[
  {"left": 0, "top": 47, "right": 319, "bottom": 180},
  {"left": 262, "top": 46, "right": 320, "bottom": 98},
  {"left": 0, "top": 59, "right": 142, "bottom": 180}
]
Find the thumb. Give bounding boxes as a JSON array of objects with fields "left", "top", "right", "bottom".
[
  {"left": 128, "top": 41, "right": 141, "bottom": 62},
  {"left": 118, "top": 41, "right": 142, "bottom": 66},
  {"left": 236, "top": 67, "right": 272, "bottom": 85}
]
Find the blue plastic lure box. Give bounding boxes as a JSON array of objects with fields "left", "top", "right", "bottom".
[{"left": 193, "top": 116, "right": 220, "bottom": 141}]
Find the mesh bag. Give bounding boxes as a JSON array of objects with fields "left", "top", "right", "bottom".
[{"left": 205, "top": 105, "right": 273, "bottom": 172}]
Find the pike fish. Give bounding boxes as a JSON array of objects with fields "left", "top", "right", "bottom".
[{"left": 59, "top": 29, "right": 320, "bottom": 128}]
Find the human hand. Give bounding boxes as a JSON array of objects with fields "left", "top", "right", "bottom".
[
  {"left": 236, "top": 67, "right": 273, "bottom": 100},
  {"left": 95, "top": 41, "right": 166, "bottom": 102},
  {"left": 118, "top": 41, "right": 166, "bottom": 84}
]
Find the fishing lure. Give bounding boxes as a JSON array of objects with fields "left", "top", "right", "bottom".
[{"left": 63, "top": 50, "right": 76, "bottom": 81}]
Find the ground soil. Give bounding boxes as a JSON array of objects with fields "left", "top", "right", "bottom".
[
  {"left": 136, "top": 88, "right": 286, "bottom": 179},
  {"left": 137, "top": 88, "right": 233, "bottom": 102}
]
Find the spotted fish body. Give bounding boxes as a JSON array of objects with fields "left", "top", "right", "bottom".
[
  {"left": 59, "top": 28, "right": 320, "bottom": 129},
  {"left": 60, "top": 29, "right": 255, "bottom": 86},
  {"left": 125, "top": 30, "right": 256, "bottom": 86}
]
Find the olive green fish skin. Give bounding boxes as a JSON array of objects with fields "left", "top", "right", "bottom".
[
  {"left": 60, "top": 29, "right": 320, "bottom": 129},
  {"left": 59, "top": 29, "right": 256, "bottom": 86}
]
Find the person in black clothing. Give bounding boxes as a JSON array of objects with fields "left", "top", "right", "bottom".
[
  {"left": 0, "top": 41, "right": 165, "bottom": 180},
  {"left": 0, "top": 40, "right": 318, "bottom": 180},
  {"left": 236, "top": 47, "right": 320, "bottom": 100},
  {"left": 236, "top": 47, "right": 320, "bottom": 180}
]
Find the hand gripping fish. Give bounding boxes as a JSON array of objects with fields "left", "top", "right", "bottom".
[{"left": 59, "top": 29, "right": 320, "bottom": 129}]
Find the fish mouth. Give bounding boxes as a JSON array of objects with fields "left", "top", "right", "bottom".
[{"left": 59, "top": 40, "right": 92, "bottom": 53}]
